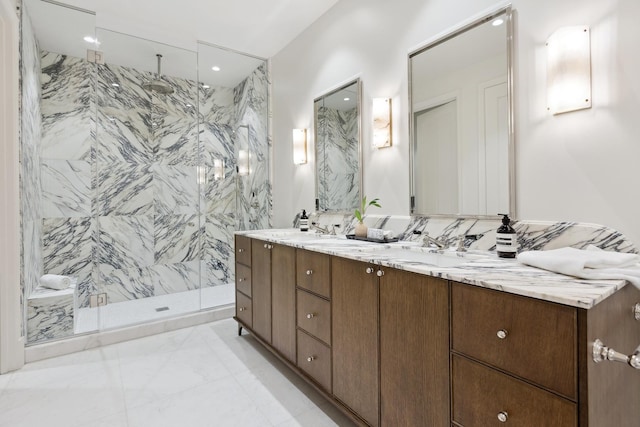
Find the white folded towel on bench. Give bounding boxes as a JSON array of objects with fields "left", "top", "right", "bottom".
[
  {"left": 39, "top": 274, "right": 72, "bottom": 290},
  {"left": 517, "top": 245, "right": 640, "bottom": 289}
]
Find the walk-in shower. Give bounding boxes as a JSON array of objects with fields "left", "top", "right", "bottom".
[{"left": 20, "top": 0, "right": 270, "bottom": 346}]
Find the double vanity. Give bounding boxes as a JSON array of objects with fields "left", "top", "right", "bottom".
[{"left": 234, "top": 228, "right": 640, "bottom": 427}]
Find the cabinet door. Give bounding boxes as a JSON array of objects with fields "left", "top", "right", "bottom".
[
  {"left": 251, "top": 239, "right": 272, "bottom": 343},
  {"left": 332, "top": 257, "right": 379, "bottom": 427},
  {"left": 380, "top": 271, "right": 449, "bottom": 427},
  {"left": 271, "top": 244, "right": 296, "bottom": 362}
]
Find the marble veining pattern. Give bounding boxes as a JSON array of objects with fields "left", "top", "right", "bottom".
[
  {"left": 42, "top": 159, "right": 92, "bottom": 218},
  {"left": 19, "top": 5, "right": 44, "bottom": 330},
  {"left": 29, "top": 39, "right": 269, "bottom": 343},
  {"left": 317, "top": 106, "right": 359, "bottom": 211},
  {"left": 241, "top": 228, "right": 631, "bottom": 309},
  {"left": 27, "top": 285, "right": 75, "bottom": 343}
]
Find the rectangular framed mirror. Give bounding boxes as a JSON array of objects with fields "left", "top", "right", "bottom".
[
  {"left": 409, "top": 5, "right": 515, "bottom": 218},
  {"left": 314, "top": 79, "right": 362, "bottom": 212}
]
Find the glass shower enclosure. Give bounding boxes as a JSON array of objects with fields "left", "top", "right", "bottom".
[{"left": 22, "top": 0, "right": 269, "bottom": 344}]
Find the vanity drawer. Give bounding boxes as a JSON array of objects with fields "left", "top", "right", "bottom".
[
  {"left": 235, "top": 235, "right": 252, "bottom": 266},
  {"left": 235, "top": 291, "right": 252, "bottom": 327},
  {"left": 451, "top": 282, "right": 577, "bottom": 399},
  {"left": 296, "top": 250, "right": 331, "bottom": 298},
  {"left": 236, "top": 263, "right": 252, "bottom": 297},
  {"left": 297, "top": 289, "right": 331, "bottom": 345},
  {"left": 297, "top": 330, "right": 332, "bottom": 392},
  {"left": 452, "top": 354, "right": 577, "bottom": 427}
]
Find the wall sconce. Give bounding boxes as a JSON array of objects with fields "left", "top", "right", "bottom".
[
  {"left": 213, "top": 158, "right": 225, "bottom": 181},
  {"left": 546, "top": 26, "right": 591, "bottom": 115},
  {"left": 373, "top": 98, "right": 392, "bottom": 148},
  {"left": 292, "top": 128, "right": 308, "bottom": 165},
  {"left": 237, "top": 150, "right": 249, "bottom": 176}
]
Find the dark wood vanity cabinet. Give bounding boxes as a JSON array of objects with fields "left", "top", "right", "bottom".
[
  {"left": 235, "top": 236, "right": 640, "bottom": 427},
  {"left": 296, "top": 249, "right": 332, "bottom": 391},
  {"left": 251, "top": 239, "right": 272, "bottom": 343},
  {"left": 271, "top": 244, "right": 296, "bottom": 363},
  {"left": 380, "top": 270, "right": 449, "bottom": 427},
  {"left": 234, "top": 235, "right": 252, "bottom": 328},
  {"left": 332, "top": 257, "right": 380, "bottom": 427}
]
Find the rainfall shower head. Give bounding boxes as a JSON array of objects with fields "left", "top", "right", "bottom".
[{"left": 142, "top": 54, "right": 174, "bottom": 94}]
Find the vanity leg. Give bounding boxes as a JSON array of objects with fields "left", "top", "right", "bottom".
[{"left": 238, "top": 324, "right": 243, "bottom": 336}]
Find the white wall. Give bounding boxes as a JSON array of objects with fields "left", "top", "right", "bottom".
[{"left": 271, "top": 0, "right": 640, "bottom": 246}]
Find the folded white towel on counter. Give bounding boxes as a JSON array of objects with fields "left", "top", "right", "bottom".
[
  {"left": 517, "top": 245, "right": 640, "bottom": 289},
  {"left": 39, "top": 274, "right": 72, "bottom": 290}
]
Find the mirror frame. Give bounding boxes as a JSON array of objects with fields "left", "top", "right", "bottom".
[
  {"left": 408, "top": 5, "right": 515, "bottom": 219},
  {"left": 314, "top": 78, "right": 363, "bottom": 212}
]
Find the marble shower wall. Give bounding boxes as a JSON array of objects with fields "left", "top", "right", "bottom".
[
  {"left": 316, "top": 106, "right": 359, "bottom": 211},
  {"left": 19, "top": 3, "right": 43, "bottom": 334},
  {"left": 234, "top": 63, "right": 271, "bottom": 231},
  {"left": 39, "top": 50, "right": 270, "bottom": 309}
]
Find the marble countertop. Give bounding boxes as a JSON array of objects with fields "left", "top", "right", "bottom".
[{"left": 238, "top": 229, "right": 631, "bottom": 309}]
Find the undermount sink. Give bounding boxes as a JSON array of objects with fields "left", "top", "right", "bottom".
[{"left": 372, "top": 247, "right": 485, "bottom": 267}]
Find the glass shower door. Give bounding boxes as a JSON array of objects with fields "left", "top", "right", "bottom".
[{"left": 94, "top": 29, "right": 202, "bottom": 330}]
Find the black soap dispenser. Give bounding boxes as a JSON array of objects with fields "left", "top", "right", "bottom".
[
  {"left": 300, "top": 209, "right": 309, "bottom": 232},
  {"left": 496, "top": 214, "right": 517, "bottom": 258}
]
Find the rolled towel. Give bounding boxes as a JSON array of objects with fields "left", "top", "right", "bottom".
[{"left": 39, "top": 274, "right": 72, "bottom": 290}]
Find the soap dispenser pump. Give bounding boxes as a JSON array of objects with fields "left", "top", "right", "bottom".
[
  {"left": 496, "top": 213, "right": 517, "bottom": 258},
  {"left": 300, "top": 209, "right": 309, "bottom": 232}
]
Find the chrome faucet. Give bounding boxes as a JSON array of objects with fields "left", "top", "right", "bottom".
[{"left": 423, "top": 232, "right": 446, "bottom": 249}]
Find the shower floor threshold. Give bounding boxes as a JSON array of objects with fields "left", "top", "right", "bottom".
[{"left": 75, "top": 284, "right": 235, "bottom": 334}]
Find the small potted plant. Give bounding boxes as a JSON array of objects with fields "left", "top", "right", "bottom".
[{"left": 354, "top": 196, "right": 381, "bottom": 237}]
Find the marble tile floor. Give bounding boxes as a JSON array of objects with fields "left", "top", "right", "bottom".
[
  {"left": 76, "top": 284, "right": 236, "bottom": 334},
  {"left": 1, "top": 318, "right": 356, "bottom": 427}
]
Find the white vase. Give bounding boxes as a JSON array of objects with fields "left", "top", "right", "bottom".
[{"left": 354, "top": 222, "right": 368, "bottom": 238}]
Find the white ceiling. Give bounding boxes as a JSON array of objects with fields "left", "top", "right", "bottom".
[{"left": 25, "top": 0, "right": 339, "bottom": 87}]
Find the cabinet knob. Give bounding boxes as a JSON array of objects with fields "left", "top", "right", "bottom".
[
  {"left": 376, "top": 270, "right": 384, "bottom": 277},
  {"left": 238, "top": 248, "right": 244, "bottom": 253},
  {"left": 307, "top": 356, "right": 316, "bottom": 362},
  {"left": 306, "top": 270, "right": 313, "bottom": 275},
  {"left": 238, "top": 307, "right": 246, "bottom": 312},
  {"left": 497, "top": 329, "right": 508, "bottom": 339},
  {"left": 634, "top": 303, "right": 640, "bottom": 321},
  {"left": 366, "top": 267, "right": 374, "bottom": 274},
  {"left": 238, "top": 278, "right": 244, "bottom": 282},
  {"left": 497, "top": 411, "right": 508, "bottom": 422},
  {"left": 306, "top": 313, "right": 315, "bottom": 319}
]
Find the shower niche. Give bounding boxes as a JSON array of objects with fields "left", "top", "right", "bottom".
[{"left": 21, "top": 0, "right": 269, "bottom": 344}]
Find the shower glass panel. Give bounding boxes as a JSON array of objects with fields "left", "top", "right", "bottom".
[
  {"left": 22, "top": 0, "right": 270, "bottom": 344},
  {"left": 197, "top": 41, "right": 269, "bottom": 308},
  {"left": 94, "top": 29, "right": 202, "bottom": 330}
]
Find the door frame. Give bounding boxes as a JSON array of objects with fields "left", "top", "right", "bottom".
[{"left": 0, "top": 0, "right": 25, "bottom": 374}]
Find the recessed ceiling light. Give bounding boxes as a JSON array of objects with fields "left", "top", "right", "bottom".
[
  {"left": 344, "top": 97, "right": 350, "bottom": 101},
  {"left": 202, "top": 84, "right": 210, "bottom": 89},
  {"left": 492, "top": 18, "right": 504, "bottom": 26},
  {"left": 111, "top": 83, "right": 120, "bottom": 87},
  {"left": 186, "top": 104, "right": 192, "bottom": 108},
  {"left": 211, "top": 66, "right": 221, "bottom": 72}
]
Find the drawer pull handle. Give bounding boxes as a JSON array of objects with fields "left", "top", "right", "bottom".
[
  {"left": 238, "top": 248, "right": 244, "bottom": 253},
  {"left": 307, "top": 356, "right": 316, "bottom": 362},
  {"left": 376, "top": 270, "right": 384, "bottom": 277},
  {"left": 263, "top": 243, "right": 268, "bottom": 248},
  {"left": 306, "top": 313, "right": 315, "bottom": 319},
  {"left": 366, "top": 267, "right": 374, "bottom": 274},
  {"left": 497, "top": 411, "right": 508, "bottom": 422},
  {"left": 238, "top": 307, "right": 246, "bottom": 312},
  {"left": 497, "top": 329, "right": 508, "bottom": 339},
  {"left": 635, "top": 303, "right": 640, "bottom": 321},
  {"left": 306, "top": 270, "right": 313, "bottom": 275}
]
